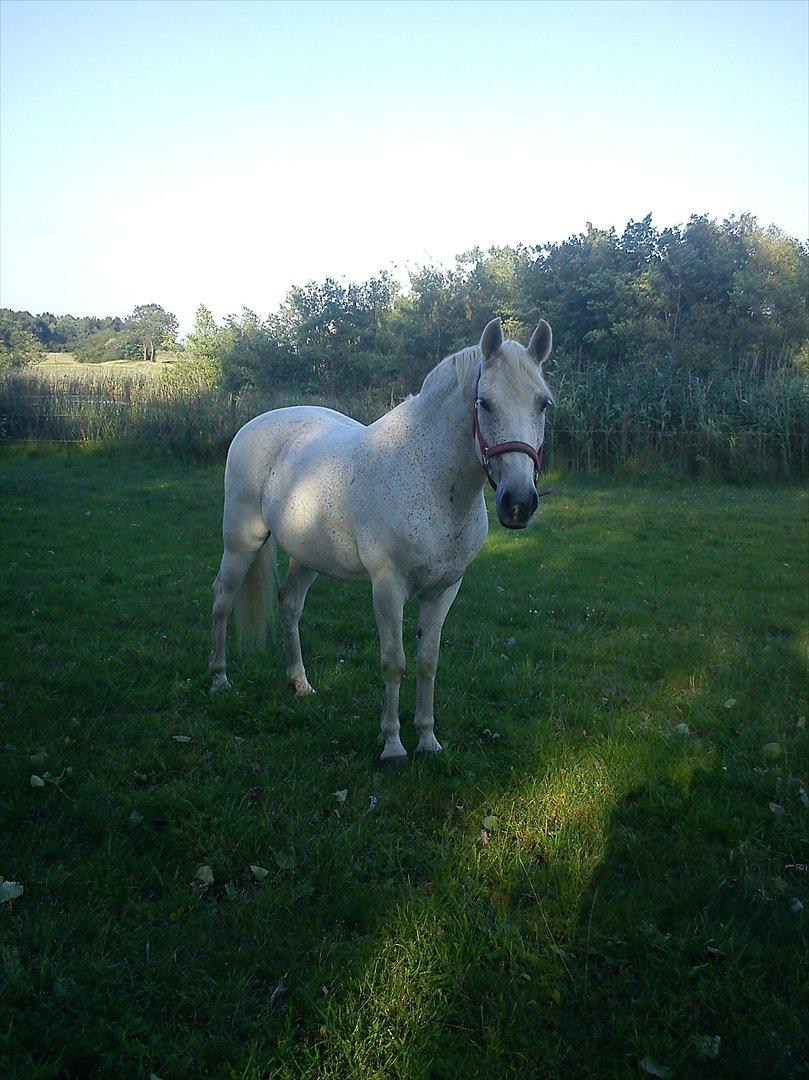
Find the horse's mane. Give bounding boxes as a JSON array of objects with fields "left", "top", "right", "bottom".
[{"left": 420, "top": 341, "right": 545, "bottom": 398}]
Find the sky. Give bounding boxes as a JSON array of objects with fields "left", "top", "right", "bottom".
[{"left": 1, "top": 0, "right": 807, "bottom": 333}]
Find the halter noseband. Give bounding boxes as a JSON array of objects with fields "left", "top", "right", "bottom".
[{"left": 473, "top": 367, "right": 553, "bottom": 497}]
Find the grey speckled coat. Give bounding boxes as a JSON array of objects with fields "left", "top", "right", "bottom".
[{"left": 208, "top": 318, "right": 554, "bottom": 768}]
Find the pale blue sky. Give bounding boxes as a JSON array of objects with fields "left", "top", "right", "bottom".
[{"left": 1, "top": 0, "right": 807, "bottom": 331}]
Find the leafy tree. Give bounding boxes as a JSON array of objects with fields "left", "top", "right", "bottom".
[
  {"left": 128, "top": 304, "right": 178, "bottom": 362},
  {"left": 0, "top": 314, "right": 45, "bottom": 369},
  {"left": 164, "top": 305, "right": 232, "bottom": 390}
]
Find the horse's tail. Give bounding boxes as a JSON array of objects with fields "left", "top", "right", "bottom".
[{"left": 233, "top": 536, "right": 278, "bottom": 651}]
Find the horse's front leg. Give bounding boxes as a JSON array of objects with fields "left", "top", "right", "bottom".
[
  {"left": 372, "top": 573, "right": 408, "bottom": 770},
  {"left": 414, "top": 579, "right": 462, "bottom": 752}
]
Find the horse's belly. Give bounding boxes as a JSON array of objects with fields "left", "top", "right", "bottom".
[{"left": 263, "top": 453, "right": 367, "bottom": 582}]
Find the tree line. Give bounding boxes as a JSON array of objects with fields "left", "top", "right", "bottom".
[
  {"left": 173, "top": 212, "right": 809, "bottom": 395},
  {"left": 0, "top": 304, "right": 178, "bottom": 367},
  {"left": 2, "top": 214, "right": 807, "bottom": 391}
]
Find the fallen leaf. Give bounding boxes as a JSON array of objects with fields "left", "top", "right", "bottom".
[
  {"left": 30, "top": 750, "right": 48, "bottom": 766},
  {"left": 798, "top": 788, "right": 809, "bottom": 808},
  {"left": 769, "top": 802, "right": 785, "bottom": 815},
  {"left": 224, "top": 881, "right": 237, "bottom": 900},
  {"left": 723, "top": 698, "right": 737, "bottom": 708},
  {"left": 477, "top": 829, "right": 490, "bottom": 847},
  {"left": 640, "top": 1056, "right": 668, "bottom": 1078},
  {"left": 694, "top": 1035, "right": 721, "bottom": 1059},
  {"left": 334, "top": 789, "right": 348, "bottom": 803},
  {"left": 30, "top": 774, "right": 45, "bottom": 788},
  {"left": 172, "top": 735, "right": 191, "bottom": 743},
  {"left": 789, "top": 897, "right": 803, "bottom": 914},
  {"left": 53, "top": 975, "right": 78, "bottom": 999},
  {"left": 0, "top": 881, "right": 23, "bottom": 903},
  {"left": 361, "top": 795, "right": 378, "bottom": 818},
  {"left": 129, "top": 810, "right": 143, "bottom": 826},
  {"left": 674, "top": 723, "right": 691, "bottom": 736},
  {"left": 505, "top": 637, "right": 516, "bottom": 648},
  {"left": 194, "top": 865, "right": 214, "bottom": 886},
  {"left": 482, "top": 815, "right": 499, "bottom": 833},
  {"left": 763, "top": 742, "right": 782, "bottom": 760},
  {"left": 250, "top": 864, "right": 269, "bottom": 880}
]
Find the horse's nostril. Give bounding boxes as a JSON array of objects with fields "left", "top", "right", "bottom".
[
  {"left": 529, "top": 490, "right": 538, "bottom": 515},
  {"left": 500, "top": 489, "right": 514, "bottom": 512}
]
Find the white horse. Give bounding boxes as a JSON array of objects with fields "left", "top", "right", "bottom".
[{"left": 209, "top": 317, "right": 554, "bottom": 769}]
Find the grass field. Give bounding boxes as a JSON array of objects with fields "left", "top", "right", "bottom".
[
  {"left": 33, "top": 353, "right": 178, "bottom": 378},
  {"left": 1, "top": 447, "right": 807, "bottom": 1078}
]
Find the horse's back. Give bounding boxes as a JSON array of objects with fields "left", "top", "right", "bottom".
[
  {"left": 224, "top": 405, "right": 369, "bottom": 580},
  {"left": 227, "top": 405, "right": 363, "bottom": 479}
]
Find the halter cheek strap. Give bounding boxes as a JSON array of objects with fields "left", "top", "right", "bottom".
[{"left": 473, "top": 368, "right": 552, "bottom": 497}]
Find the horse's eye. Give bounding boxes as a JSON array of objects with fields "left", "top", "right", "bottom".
[
  {"left": 540, "top": 397, "right": 553, "bottom": 412},
  {"left": 477, "top": 397, "right": 492, "bottom": 413}
]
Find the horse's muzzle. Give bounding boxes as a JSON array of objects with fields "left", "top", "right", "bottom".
[{"left": 496, "top": 486, "right": 538, "bottom": 530}]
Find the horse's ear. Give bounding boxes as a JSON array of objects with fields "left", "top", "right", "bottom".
[
  {"left": 480, "top": 318, "right": 504, "bottom": 362},
  {"left": 528, "top": 320, "right": 552, "bottom": 366}
]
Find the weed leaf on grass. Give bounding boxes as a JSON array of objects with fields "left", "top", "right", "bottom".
[
  {"left": 0, "top": 881, "right": 24, "bottom": 903},
  {"left": 274, "top": 848, "right": 296, "bottom": 870}
]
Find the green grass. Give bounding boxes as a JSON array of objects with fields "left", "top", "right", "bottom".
[{"left": 1, "top": 447, "right": 807, "bottom": 1078}]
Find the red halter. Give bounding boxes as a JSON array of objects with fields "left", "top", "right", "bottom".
[{"left": 473, "top": 368, "right": 553, "bottom": 497}]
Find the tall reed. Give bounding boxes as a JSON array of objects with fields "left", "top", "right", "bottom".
[{"left": 1, "top": 363, "right": 806, "bottom": 480}]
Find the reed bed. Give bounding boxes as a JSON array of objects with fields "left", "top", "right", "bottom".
[{"left": 1, "top": 363, "right": 806, "bottom": 480}]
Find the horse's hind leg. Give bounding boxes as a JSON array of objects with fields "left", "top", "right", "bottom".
[
  {"left": 209, "top": 541, "right": 266, "bottom": 691},
  {"left": 278, "top": 559, "right": 318, "bottom": 696}
]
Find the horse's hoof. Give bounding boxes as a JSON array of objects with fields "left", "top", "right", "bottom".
[
  {"left": 289, "top": 676, "right": 316, "bottom": 697},
  {"left": 380, "top": 753, "right": 408, "bottom": 772},
  {"left": 416, "top": 737, "right": 443, "bottom": 754},
  {"left": 210, "top": 675, "right": 232, "bottom": 694}
]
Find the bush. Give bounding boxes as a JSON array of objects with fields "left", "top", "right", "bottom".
[
  {"left": 74, "top": 329, "right": 143, "bottom": 364},
  {"left": 0, "top": 321, "right": 45, "bottom": 370}
]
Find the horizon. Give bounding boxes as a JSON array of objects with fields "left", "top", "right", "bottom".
[{"left": 1, "top": 0, "right": 807, "bottom": 334}]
